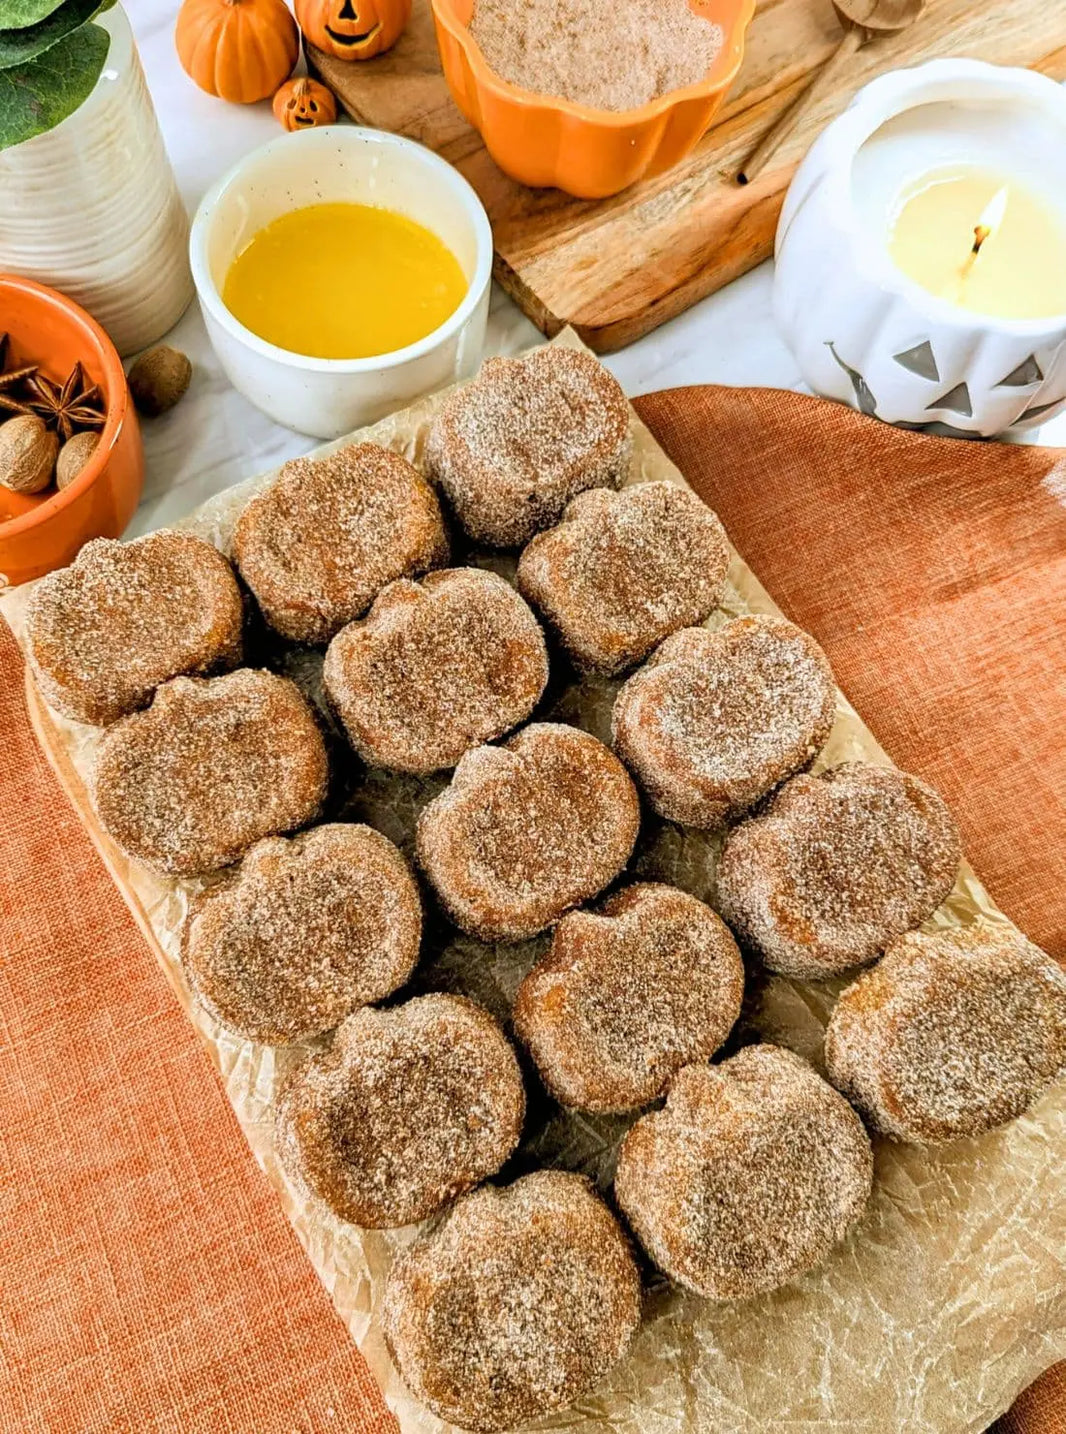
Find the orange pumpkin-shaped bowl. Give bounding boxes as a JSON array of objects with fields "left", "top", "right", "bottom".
[
  {"left": 430, "top": 0, "right": 756, "bottom": 199},
  {"left": 0, "top": 276, "right": 144, "bottom": 587},
  {"left": 295, "top": 0, "right": 411, "bottom": 60}
]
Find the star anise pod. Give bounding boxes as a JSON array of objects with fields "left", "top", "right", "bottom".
[
  {"left": 0, "top": 332, "right": 39, "bottom": 418},
  {"left": 26, "top": 361, "right": 106, "bottom": 442}
]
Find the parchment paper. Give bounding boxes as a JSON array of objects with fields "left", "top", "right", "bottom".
[{"left": 4, "top": 332, "right": 1064, "bottom": 1434}]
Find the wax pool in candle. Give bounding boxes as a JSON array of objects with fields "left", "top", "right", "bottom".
[{"left": 888, "top": 167, "right": 1066, "bottom": 319}]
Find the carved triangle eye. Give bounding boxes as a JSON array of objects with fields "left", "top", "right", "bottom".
[
  {"left": 996, "top": 355, "right": 1043, "bottom": 387},
  {"left": 925, "top": 383, "right": 972, "bottom": 417},
  {"left": 893, "top": 342, "right": 940, "bottom": 380}
]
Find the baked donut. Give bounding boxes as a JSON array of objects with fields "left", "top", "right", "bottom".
[
  {"left": 275, "top": 994, "right": 525, "bottom": 1228},
  {"left": 611, "top": 615, "right": 837, "bottom": 829},
  {"left": 825, "top": 922, "right": 1066, "bottom": 1144},
  {"left": 513, "top": 882, "right": 744, "bottom": 1112},
  {"left": 182, "top": 824, "right": 421, "bottom": 1044},
  {"left": 383, "top": 1170, "right": 641, "bottom": 1432},
  {"left": 614, "top": 1045, "right": 873, "bottom": 1300},
  {"left": 25, "top": 530, "right": 243, "bottom": 726},
  {"left": 232, "top": 443, "right": 449, "bottom": 645},
  {"left": 323, "top": 567, "right": 548, "bottom": 773},
  {"left": 416, "top": 722, "right": 640, "bottom": 942},
  {"left": 91, "top": 669, "right": 328, "bottom": 876},
  {"left": 715, "top": 761, "right": 961, "bottom": 979},
  {"left": 516, "top": 481, "right": 730, "bottom": 675},
  {"left": 425, "top": 348, "right": 631, "bottom": 548}
]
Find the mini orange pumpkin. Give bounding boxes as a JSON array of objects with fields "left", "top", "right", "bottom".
[
  {"left": 295, "top": 0, "right": 410, "bottom": 61},
  {"left": 176, "top": 0, "right": 299, "bottom": 104},
  {"left": 273, "top": 76, "right": 338, "bottom": 129}
]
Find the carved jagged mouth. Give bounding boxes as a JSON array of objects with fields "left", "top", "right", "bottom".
[{"left": 325, "top": 22, "right": 382, "bottom": 44}]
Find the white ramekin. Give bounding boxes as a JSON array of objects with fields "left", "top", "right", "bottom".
[{"left": 189, "top": 127, "right": 493, "bottom": 439}]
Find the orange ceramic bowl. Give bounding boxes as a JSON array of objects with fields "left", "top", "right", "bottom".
[
  {"left": 430, "top": 0, "right": 756, "bottom": 199},
  {"left": 0, "top": 275, "right": 144, "bottom": 587}
]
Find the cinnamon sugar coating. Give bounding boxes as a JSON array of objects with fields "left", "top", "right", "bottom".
[
  {"left": 323, "top": 567, "right": 548, "bottom": 773},
  {"left": 612, "top": 615, "right": 837, "bottom": 829},
  {"left": 416, "top": 722, "right": 640, "bottom": 942},
  {"left": 425, "top": 348, "right": 632, "bottom": 548},
  {"left": 716, "top": 761, "right": 961, "bottom": 979},
  {"left": 232, "top": 443, "right": 449, "bottom": 645},
  {"left": 383, "top": 1170, "right": 641, "bottom": 1432},
  {"left": 514, "top": 882, "right": 744, "bottom": 1112},
  {"left": 825, "top": 922, "right": 1066, "bottom": 1144},
  {"left": 26, "top": 530, "right": 243, "bottom": 726},
  {"left": 516, "top": 481, "right": 730, "bottom": 675},
  {"left": 91, "top": 669, "right": 328, "bottom": 876},
  {"left": 614, "top": 1045, "right": 873, "bottom": 1300},
  {"left": 275, "top": 995, "right": 525, "bottom": 1229},
  {"left": 182, "top": 824, "right": 422, "bottom": 1044}
]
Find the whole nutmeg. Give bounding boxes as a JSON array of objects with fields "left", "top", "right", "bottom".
[
  {"left": 56, "top": 431, "right": 100, "bottom": 490},
  {"left": 128, "top": 345, "right": 192, "bottom": 417},
  {"left": 0, "top": 414, "right": 58, "bottom": 494}
]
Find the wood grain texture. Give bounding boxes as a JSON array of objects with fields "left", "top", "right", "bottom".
[{"left": 308, "top": 0, "right": 1066, "bottom": 352}]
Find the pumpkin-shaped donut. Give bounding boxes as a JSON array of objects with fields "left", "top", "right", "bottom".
[
  {"left": 296, "top": 0, "right": 411, "bottom": 60},
  {"left": 273, "top": 76, "right": 338, "bottom": 130}
]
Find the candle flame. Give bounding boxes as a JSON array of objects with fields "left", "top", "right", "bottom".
[{"left": 972, "top": 186, "right": 1009, "bottom": 254}]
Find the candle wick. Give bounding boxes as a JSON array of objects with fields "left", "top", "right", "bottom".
[{"left": 971, "top": 224, "right": 991, "bottom": 256}]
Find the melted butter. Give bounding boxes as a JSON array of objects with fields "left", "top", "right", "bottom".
[{"left": 222, "top": 202, "right": 468, "bottom": 359}]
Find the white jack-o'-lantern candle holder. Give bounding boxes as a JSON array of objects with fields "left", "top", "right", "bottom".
[{"left": 773, "top": 60, "right": 1066, "bottom": 437}]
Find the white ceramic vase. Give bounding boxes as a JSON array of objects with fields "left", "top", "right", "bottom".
[
  {"left": 773, "top": 60, "right": 1066, "bottom": 437},
  {"left": 0, "top": 5, "right": 192, "bottom": 357}
]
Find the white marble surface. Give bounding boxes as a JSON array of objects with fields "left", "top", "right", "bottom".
[{"left": 126, "top": 3, "right": 1063, "bottom": 536}]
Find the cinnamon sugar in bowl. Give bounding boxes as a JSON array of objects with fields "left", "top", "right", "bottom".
[{"left": 430, "top": 0, "right": 756, "bottom": 197}]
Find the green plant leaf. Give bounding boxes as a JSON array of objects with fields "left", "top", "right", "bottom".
[
  {"left": 0, "top": 0, "right": 107, "bottom": 67},
  {"left": 0, "top": 20, "right": 108, "bottom": 149},
  {"left": 0, "top": 0, "right": 66, "bottom": 28}
]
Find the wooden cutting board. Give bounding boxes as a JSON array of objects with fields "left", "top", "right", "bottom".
[{"left": 309, "top": 0, "right": 1066, "bottom": 353}]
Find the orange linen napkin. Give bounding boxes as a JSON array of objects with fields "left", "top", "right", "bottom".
[{"left": 1, "top": 385, "right": 1063, "bottom": 1431}]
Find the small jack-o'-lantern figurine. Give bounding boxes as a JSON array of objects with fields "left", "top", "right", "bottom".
[
  {"left": 295, "top": 0, "right": 411, "bottom": 60},
  {"left": 273, "top": 76, "right": 338, "bottom": 130}
]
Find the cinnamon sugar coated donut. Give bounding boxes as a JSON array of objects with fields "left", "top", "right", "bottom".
[
  {"left": 825, "top": 922, "right": 1066, "bottom": 1144},
  {"left": 416, "top": 722, "right": 640, "bottom": 942},
  {"left": 516, "top": 482, "right": 730, "bottom": 675},
  {"left": 614, "top": 1045, "right": 873, "bottom": 1300},
  {"left": 383, "top": 1170, "right": 641, "bottom": 1432},
  {"left": 323, "top": 567, "right": 548, "bottom": 773},
  {"left": 232, "top": 443, "right": 449, "bottom": 645},
  {"left": 182, "top": 824, "right": 421, "bottom": 1044},
  {"left": 612, "top": 615, "right": 837, "bottom": 829},
  {"left": 514, "top": 882, "right": 744, "bottom": 1112},
  {"left": 425, "top": 348, "right": 631, "bottom": 548},
  {"left": 716, "top": 761, "right": 961, "bottom": 979},
  {"left": 26, "top": 530, "right": 243, "bottom": 726},
  {"left": 275, "top": 995, "right": 525, "bottom": 1229},
  {"left": 91, "top": 669, "right": 328, "bottom": 876}
]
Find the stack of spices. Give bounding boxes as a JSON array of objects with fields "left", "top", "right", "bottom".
[
  {"left": 0, "top": 340, "right": 192, "bottom": 503},
  {"left": 0, "top": 336, "right": 105, "bottom": 496}
]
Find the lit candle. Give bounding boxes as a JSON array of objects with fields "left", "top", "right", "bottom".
[
  {"left": 773, "top": 60, "right": 1066, "bottom": 435},
  {"left": 888, "top": 172, "right": 1066, "bottom": 319}
]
